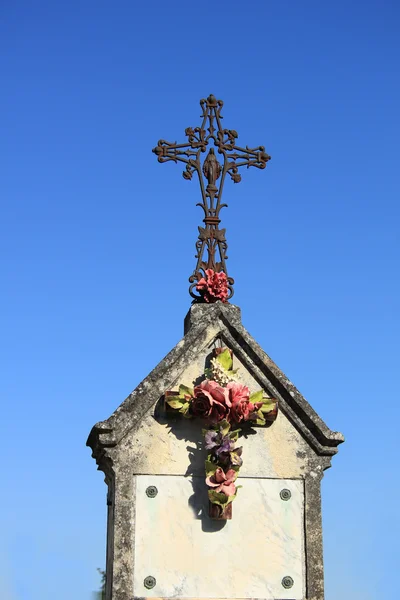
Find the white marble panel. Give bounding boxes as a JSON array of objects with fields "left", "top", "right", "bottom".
[{"left": 133, "top": 475, "right": 305, "bottom": 599}]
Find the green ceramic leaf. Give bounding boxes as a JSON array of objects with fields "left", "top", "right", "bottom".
[
  {"left": 216, "top": 349, "right": 233, "bottom": 371},
  {"left": 166, "top": 399, "right": 185, "bottom": 409},
  {"left": 208, "top": 490, "right": 230, "bottom": 506},
  {"left": 260, "top": 399, "right": 276, "bottom": 413},
  {"left": 205, "top": 460, "right": 217, "bottom": 476},
  {"left": 179, "top": 402, "right": 190, "bottom": 415},
  {"left": 249, "top": 390, "right": 263, "bottom": 404},
  {"left": 219, "top": 420, "right": 231, "bottom": 436},
  {"left": 253, "top": 409, "right": 266, "bottom": 425},
  {"left": 179, "top": 384, "right": 194, "bottom": 398},
  {"left": 226, "top": 495, "right": 236, "bottom": 504},
  {"left": 225, "top": 488, "right": 240, "bottom": 504},
  {"left": 229, "top": 429, "right": 240, "bottom": 442}
]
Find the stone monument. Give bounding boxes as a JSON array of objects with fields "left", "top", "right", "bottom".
[{"left": 87, "top": 95, "right": 344, "bottom": 600}]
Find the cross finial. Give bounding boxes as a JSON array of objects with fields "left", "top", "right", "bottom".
[{"left": 153, "top": 95, "right": 270, "bottom": 302}]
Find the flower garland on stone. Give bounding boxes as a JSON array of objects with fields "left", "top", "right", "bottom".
[{"left": 164, "top": 348, "right": 278, "bottom": 519}]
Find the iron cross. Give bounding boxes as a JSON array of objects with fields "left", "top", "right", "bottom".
[{"left": 153, "top": 94, "right": 270, "bottom": 301}]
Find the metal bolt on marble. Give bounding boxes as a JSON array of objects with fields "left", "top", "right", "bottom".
[
  {"left": 145, "top": 485, "right": 158, "bottom": 498},
  {"left": 144, "top": 576, "right": 156, "bottom": 589},
  {"left": 282, "top": 576, "right": 294, "bottom": 589},
  {"left": 280, "top": 488, "right": 291, "bottom": 501}
]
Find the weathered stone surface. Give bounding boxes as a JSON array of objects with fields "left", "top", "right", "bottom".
[{"left": 87, "top": 302, "right": 344, "bottom": 600}]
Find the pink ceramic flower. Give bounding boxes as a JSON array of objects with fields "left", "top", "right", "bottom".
[
  {"left": 206, "top": 467, "right": 237, "bottom": 496},
  {"left": 192, "top": 380, "right": 231, "bottom": 422},
  {"left": 196, "top": 269, "right": 229, "bottom": 303},
  {"left": 227, "top": 382, "right": 262, "bottom": 423}
]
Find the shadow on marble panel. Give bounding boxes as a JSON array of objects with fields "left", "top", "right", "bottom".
[{"left": 188, "top": 476, "right": 227, "bottom": 532}]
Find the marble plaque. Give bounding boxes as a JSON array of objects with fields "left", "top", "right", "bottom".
[{"left": 133, "top": 475, "right": 305, "bottom": 599}]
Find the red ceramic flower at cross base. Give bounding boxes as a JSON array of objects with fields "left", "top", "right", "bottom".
[
  {"left": 196, "top": 269, "right": 229, "bottom": 303},
  {"left": 206, "top": 467, "right": 237, "bottom": 496},
  {"left": 191, "top": 380, "right": 231, "bottom": 422},
  {"left": 226, "top": 382, "right": 263, "bottom": 423}
]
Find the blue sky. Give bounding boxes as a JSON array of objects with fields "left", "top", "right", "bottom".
[{"left": 1, "top": 2, "right": 399, "bottom": 599}]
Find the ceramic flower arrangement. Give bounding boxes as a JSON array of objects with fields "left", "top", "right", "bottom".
[
  {"left": 164, "top": 348, "right": 278, "bottom": 519},
  {"left": 196, "top": 269, "right": 229, "bottom": 303}
]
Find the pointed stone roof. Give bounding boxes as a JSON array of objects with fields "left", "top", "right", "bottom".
[{"left": 87, "top": 303, "right": 344, "bottom": 471}]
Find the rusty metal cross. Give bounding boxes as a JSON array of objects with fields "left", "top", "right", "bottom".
[{"left": 153, "top": 94, "right": 270, "bottom": 301}]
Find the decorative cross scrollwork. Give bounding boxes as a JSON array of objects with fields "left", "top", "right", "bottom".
[{"left": 153, "top": 94, "right": 270, "bottom": 301}]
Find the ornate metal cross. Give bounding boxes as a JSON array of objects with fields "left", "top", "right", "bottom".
[{"left": 153, "top": 94, "right": 270, "bottom": 301}]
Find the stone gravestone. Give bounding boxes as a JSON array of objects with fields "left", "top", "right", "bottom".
[{"left": 87, "top": 96, "right": 344, "bottom": 600}]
